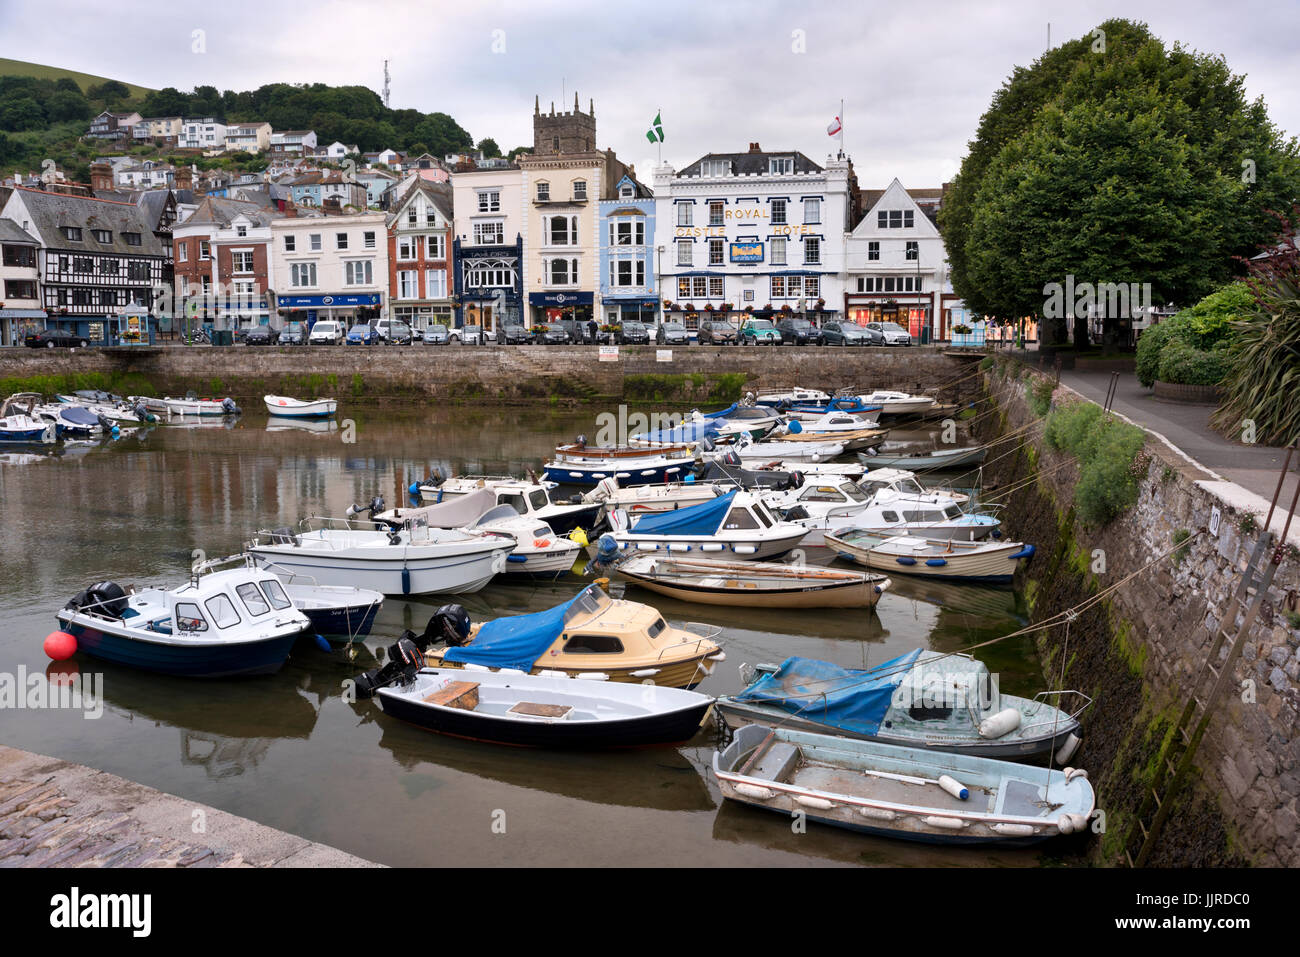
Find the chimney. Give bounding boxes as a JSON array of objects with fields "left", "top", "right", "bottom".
[
  {"left": 748, "top": 143, "right": 762, "bottom": 153},
  {"left": 174, "top": 164, "right": 194, "bottom": 190},
  {"left": 283, "top": 199, "right": 298, "bottom": 218},
  {"left": 89, "top": 162, "right": 113, "bottom": 193}
]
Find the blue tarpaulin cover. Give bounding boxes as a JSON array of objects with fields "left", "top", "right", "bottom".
[
  {"left": 629, "top": 489, "right": 736, "bottom": 536},
  {"left": 732, "top": 651, "right": 924, "bottom": 735},
  {"left": 631, "top": 403, "right": 735, "bottom": 445},
  {"left": 443, "top": 591, "right": 587, "bottom": 672}
]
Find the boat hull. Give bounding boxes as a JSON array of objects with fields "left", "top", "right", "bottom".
[
  {"left": 377, "top": 687, "right": 713, "bottom": 749},
  {"left": 603, "top": 530, "right": 808, "bottom": 562},
  {"left": 544, "top": 461, "right": 692, "bottom": 487},
  {"left": 429, "top": 653, "right": 718, "bottom": 690},
  {"left": 57, "top": 618, "right": 298, "bottom": 678},
  {"left": 826, "top": 533, "right": 1029, "bottom": 583},
  {"left": 264, "top": 396, "right": 338, "bottom": 418},
  {"left": 620, "top": 573, "right": 882, "bottom": 609},
  {"left": 249, "top": 542, "right": 509, "bottom": 596}
]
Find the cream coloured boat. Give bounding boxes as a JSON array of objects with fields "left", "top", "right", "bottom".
[
  {"left": 615, "top": 554, "right": 889, "bottom": 609},
  {"left": 425, "top": 583, "right": 723, "bottom": 688}
]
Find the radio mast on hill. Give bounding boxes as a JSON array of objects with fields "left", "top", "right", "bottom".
[{"left": 382, "top": 60, "right": 391, "bottom": 108}]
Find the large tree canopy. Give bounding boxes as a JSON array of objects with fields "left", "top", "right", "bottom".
[{"left": 939, "top": 18, "right": 1300, "bottom": 343}]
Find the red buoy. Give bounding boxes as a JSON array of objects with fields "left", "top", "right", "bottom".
[{"left": 44, "top": 630, "right": 77, "bottom": 661}]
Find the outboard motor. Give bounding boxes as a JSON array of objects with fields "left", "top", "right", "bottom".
[
  {"left": 584, "top": 533, "right": 622, "bottom": 578},
  {"left": 353, "top": 604, "right": 472, "bottom": 698},
  {"left": 66, "top": 581, "right": 128, "bottom": 618},
  {"left": 346, "top": 495, "right": 386, "bottom": 519},
  {"left": 221, "top": 397, "right": 240, "bottom": 415},
  {"left": 789, "top": 470, "right": 805, "bottom": 489}
]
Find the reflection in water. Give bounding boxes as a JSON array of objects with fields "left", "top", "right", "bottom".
[{"left": 0, "top": 407, "right": 1053, "bottom": 866}]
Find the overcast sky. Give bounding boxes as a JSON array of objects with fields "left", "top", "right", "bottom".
[{"left": 3, "top": 0, "right": 1296, "bottom": 188}]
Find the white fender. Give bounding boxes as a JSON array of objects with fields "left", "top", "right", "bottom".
[
  {"left": 923, "top": 815, "right": 966, "bottom": 830},
  {"left": 858, "top": 806, "right": 897, "bottom": 822},
  {"left": 1064, "top": 767, "right": 1089, "bottom": 783},
  {"left": 978, "top": 707, "right": 1022, "bottom": 739},
  {"left": 989, "top": 822, "right": 1036, "bottom": 838},
  {"left": 1057, "top": 813, "right": 1088, "bottom": 834},
  {"left": 574, "top": 672, "right": 609, "bottom": 681},
  {"left": 734, "top": 783, "right": 774, "bottom": 800},
  {"left": 795, "top": 795, "right": 835, "bottom": 810},
  {"left": 938, "top": 775, "right": 970, "bottom": 801},
  {"left": 1056, "top": 732, "right": 1082, "bottom": 764}
]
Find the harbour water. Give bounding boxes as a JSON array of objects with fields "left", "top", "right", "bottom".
[{"left": 0, "top": 407, "right": 1076, "bottom": 866}]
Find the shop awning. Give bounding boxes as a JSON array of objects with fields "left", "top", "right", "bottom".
[{"left": 0, "top": 309, "right": 47, "bottom": 318}]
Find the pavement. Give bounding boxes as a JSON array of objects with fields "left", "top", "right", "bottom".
[
  {"left": 0, "top": 745, "right": 381, "bottom": 868},
  {"left": 1058, "top": 368, "right": 1299, "bottom": 511}
]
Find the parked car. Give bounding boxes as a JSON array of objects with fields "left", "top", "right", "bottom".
[
  {"left": 617, "top": 321, "right": 651, "bottom": 345},
  {"left": 553, "top": 319, "right": 591, "bottom": 344},
  {"left": 656, "top": 321, "right": 690, "bottom": 345},
  {"left": 422, "top": 323, "right": 450, "bottom": 345},
  {"left": 499, "top": 323, "right": 531, "bottom": 345},
  {"left": 308, "top": 320, "right": 344, "bottom": 345},
  {"left": 279, "top": 321, "right": 307, "bottom": 345},
  {"left": 776, "top": 317, "right": 817, "bottom": 345},
  {"left": 739, "top": 318, "right": 782, "bottom": 345},
  {"left": 535, "top": 323, "right": 569, "bottom": 345},
  {"left": 697, "top": 320, "right": 738, "bottom": 345},
  {"left": 25, "top": 328, "right": 89, "bottom": 348},
  {"left": 243, "top": 325, "right": 279, "bottom": 346},
  {"left": 867, "top": 321, "right": 913, "bottom": 346},
  {"left": 346, "top": 323, "right": 380, "bottom": 346},
  {"left": 377, "top": 320, "right": 413, "bottom": 345},
  {"left": 451, "top": 323, "right": 488, "bottom": 345},
  {"left": 820, "top": 321, "right": 875, "bottom": 346}
]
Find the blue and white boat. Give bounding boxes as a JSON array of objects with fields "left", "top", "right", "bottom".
[
  {"left": 786, "top": 396, "right": 881, "bottom": 422},
  {"left": 714, "top": 724, "right": 1096, "bottom": 845},
  {"left": 0, "top": 395, "right": 58, "bottom": 443},
  {"left": 544, "top": 442, "right": 697, "bottom": 487},
  {"left": 55, "top": 568, "right": 311, "bottom": 677},
  {"left": 716, "top": 652, "right": 1088, "bottom": 760},
  {"left": 601, "top": 488, "right": 808, "bottom": 560}
]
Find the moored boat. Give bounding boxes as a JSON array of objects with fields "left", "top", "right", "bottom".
[
  {"left": 825, "top": 527, "right": 1034, "bottom": 583},
  {"left": 372, "top": 668, "right": 715, "bottom": 748},
  {"left": 714, "top": 724, "right": 1096, "bottom": 845},
  {"left": 857, "top": 444, "right": 989, "bottom": 471},
  {"left": 163, "top": 394, "right": 241, "bottom": 417},
  {"left": 603, "top": 488, "right": 809, "bottom": 560},
  {"left": 263, "top": 394, "right": 338, "bottom": 418},
  {"left": 424, "top": 583, "right": 724, "bottom": 688},
  {"left": 614, "top": 554, "right": 889, "bottom": 609},
  {"left": 544, "top": 441, "right": 697, "bottom": 487},
  {"left": 857, "top": 390, "right": 938, "bottom": 416},
  {"left": 53, "top": 569, "right": 310, "bottom": 677},
  {"left": 415, "top": 474, "right": 601, "bottom": 535},
  {"left": 716, "top": 652, "right": 1088, "bottom": 760}
]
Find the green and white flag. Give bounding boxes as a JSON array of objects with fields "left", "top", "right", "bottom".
[{"left": 646, "top": 112, "right": 664, "bottom": 143}]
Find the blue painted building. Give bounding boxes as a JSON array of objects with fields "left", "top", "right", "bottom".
[{"left": 598, "top": 173, "right": 657, "bottom": 327}]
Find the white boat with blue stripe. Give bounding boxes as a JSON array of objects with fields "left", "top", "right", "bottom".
[{"left": 600, "top": 489, "right": 808, "bottom": 560}]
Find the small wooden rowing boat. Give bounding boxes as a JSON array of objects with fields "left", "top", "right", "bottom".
[
  {"left": 263, "top": 394, "right": 338, "bottom": 418},
  {"left": 825, "top": 528, "right": 1034, "bottom": 583},
  {"left": 615, "top": 554, "right": 889, "bottom": 608},
  {"left": 714, "top": 724, "right": 1096, "bottom": 845},
  {"left": 375, "top": 668, "right": 714, "bottom": 748}
]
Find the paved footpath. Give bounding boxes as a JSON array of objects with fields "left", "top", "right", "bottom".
[
  {"left": 0, "top": 745, "right": 380, "bottom": 867},
  {"left": 1058, "top": 368, "right": 1299, "bottom": 508}
]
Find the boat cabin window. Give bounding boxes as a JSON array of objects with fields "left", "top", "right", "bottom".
[
  {"left": 532, "top": 526, "right": 552, "bottom": 538},
  {"left": 752, "top": 503, "right": 774, "bottom": 527},
  {"left": 839, "top": 482, "right": 868, "bottom": 502},
  {"left": 800, "top": 485, "right": 846, "bottom": 503},
  {"left": 880, "top": 510, "right": 900, "bottom": 523},
  {"left": 259, "top": 579, "right": 293, "bottom": 610},
  {"left": 859, "top": 481, "right": 889, "bottom": 499},
  {"left": 903, "top": 509, "right": 940, "bottom": 522},
  {"left": 530, "top": 489, "right": 550, "bottom": 511},
  {"left": 498, "top": 493, "right": 527, "bottom": 515},
  {"left": 897, "top": 478, "right": 924, "bottom": 495},
  {"left": 648, "top": 617, "right": 667, "bottom": 639},
  {"left": 204, "top": 594, "right": 242, "bottom": 629},
  {"left": 174, "top": 602, "right": 208, "bottom": 633},
  {"left": 944, "top": 504, "right": 964, "bottom": 520},
  {"left": 235, "top": 582, "right": 271, "bottom": 617},
  {"left": 564, "top": 584, "right": 611, "bottom": 624},
  {"left": 563, "top": 635, "right": 625, "bottom": 654},
  {"left": 723, "top": 507, "right": 759, "bottom": 530}
]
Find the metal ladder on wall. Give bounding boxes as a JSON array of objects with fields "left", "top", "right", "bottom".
[{"left": 1124, "top": 442, "right": 1299, "bottom": 867}]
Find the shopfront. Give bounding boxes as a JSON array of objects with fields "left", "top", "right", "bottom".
[
  {"left": 602, "top": 296, "right": 659, "bottom": 328},
  {"left": 529, "top": 291, "right": 593, "bottom": 328},
  {"left": 276, "top": 293, "right": 384, "bottom": 330},
  {"left": 0, "top": 309, "right": 47, "bottom": 346}
]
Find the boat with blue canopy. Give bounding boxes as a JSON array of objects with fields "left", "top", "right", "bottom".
[
  {"left": 716, "top": 652, "right": 1089, "bottom": 760},
  {"left": 602, "top": 488, "right": 809, "bottom": 560}
]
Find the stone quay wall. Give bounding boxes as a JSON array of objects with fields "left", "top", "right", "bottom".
[{"left": 985, "top": 366, "right": 1299, "bottom": 867}]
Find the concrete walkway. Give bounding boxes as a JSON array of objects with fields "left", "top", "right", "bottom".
[
  {"left": 1058, "top": 368, "right": 1299, "bottom": 508},
  {"left": 0, "top": 746, "right": 381, "bottom": 868}
]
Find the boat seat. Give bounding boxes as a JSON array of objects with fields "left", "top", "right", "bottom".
[
  {"left": 508, "top": 702, "right": 575, "bottom": 720},
  {"left": 424, "top": 680, "right": 480, "bottom": 711},
  {"left": 747, "top": 740, "right": 800, "bottom": 783},
  {"left": 145, "top": 617, "right": 172, "bottom": 634}
]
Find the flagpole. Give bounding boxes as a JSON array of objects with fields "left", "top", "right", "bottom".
[
  {"left": 840, "top": 98, "right": 845, "bottom": 157},
  {"left": 657, "top": 106, "right": 662, "bottom": 164}
]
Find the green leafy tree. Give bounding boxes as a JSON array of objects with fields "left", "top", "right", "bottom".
[
  {"left": 87, "top": 79, "right": 130, "bottom": 105},
  {"left": 940, "top": 19, "right": 1300, "bottom": 344},
  {"left": 476, "top": 137, "right": 501, "bottom": 158}
]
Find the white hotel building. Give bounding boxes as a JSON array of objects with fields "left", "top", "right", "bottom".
[{"left": 653, "top": 144, "right": 852, "bottom": 327}]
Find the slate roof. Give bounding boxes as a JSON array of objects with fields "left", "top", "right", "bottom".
[
  {"left": 677, "top": 149, "right": 822, "bottom": 178},
  {"left": 385, "top": 178, "right": 453, "bottom": 227},
  {"left": 0, "top": 218, "right": 39, "bottom": 244},
  {"left": 177, "top": 197, "right": 277, "bottom": 229},
  {"left": 11, "top": 188, "right": 168, "bottom": 256}
]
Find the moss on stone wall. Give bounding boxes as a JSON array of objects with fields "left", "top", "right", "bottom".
[{"left": 0, "top": 370, "right": 154, "bottom": 398}]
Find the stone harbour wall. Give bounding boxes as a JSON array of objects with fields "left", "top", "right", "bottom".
[
  {"left": 985, "top": 367, "right": 1299, "bottom": 867},
  {"left": 0, "top": 344, "right": 985, "bottom": 407}
]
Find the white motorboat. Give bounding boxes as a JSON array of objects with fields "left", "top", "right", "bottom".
[
  {"left": 707, "top": 433, "right": 847, "bottom": 465},
  {"left": 777, "top": 407, "right": 882, "bottom": 435},
  {"left": 766, "top": 478, "right": 876, "bottom": 547},
  {"left": 856, "top": 468, "right": 970, "bottom": 506},
  {"left": 582, "top": 476, "right": 727, "bottom": 520},
  {"left": 601, "top": 488, "right": 809, "bottom": 560},
  {"left": 162, "top": 395, "right": 242, "bottom": 417},
  {"left": 835, "top": 492, "right": 1001, "bottom": 542},
  {"left": 857, "top": 390, "right": 937, "bottom": 416},
  {"left": 247, "top": 514, "right": 515, "bottom": 596},
  {"left": 415, "top": 474, "right": 601, "bottom": 534},
  {"left": 0, "top": 394, "right": 57, "bottom": 444},
  {"left": 754, "top": 387, "right": 831, "bottom": 407},
  {"left": 263, "top": 394, "right": 337, "bottom": 418}
]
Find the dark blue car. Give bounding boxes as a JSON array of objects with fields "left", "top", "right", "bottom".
[{"left": 346, "top": 323, "right": 379, "bottom": 346}]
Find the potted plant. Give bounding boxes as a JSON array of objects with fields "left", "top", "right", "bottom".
[
  {"left": 815, "top": 298, "right": 826, "bottom": 312},
  {"left": 780, "top": 304, "right": 793, "bottom": 314},
  {"left": 952, "top": 324, "right": 973, "bottom": 335},
  {"left": 704, "top": 303, "right": 714, "bottom": 312},
  {"left": 744, "top": 304, "right": 754, "bottom": 314}
]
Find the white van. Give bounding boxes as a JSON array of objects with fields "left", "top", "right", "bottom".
[{"left": 308, "top": 320, "right": 344, "bottom": 345}]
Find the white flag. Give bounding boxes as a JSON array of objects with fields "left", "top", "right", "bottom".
[{"left": 827, "top": 116, "right": 842, "bottom": 136}]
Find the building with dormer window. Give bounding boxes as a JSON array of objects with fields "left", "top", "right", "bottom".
[
  {"left": 653, "top": 143, "right": 851, "bottom": 330},
  {"left": 598, "top": 172, "right": 656, "bottom": 326}
]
